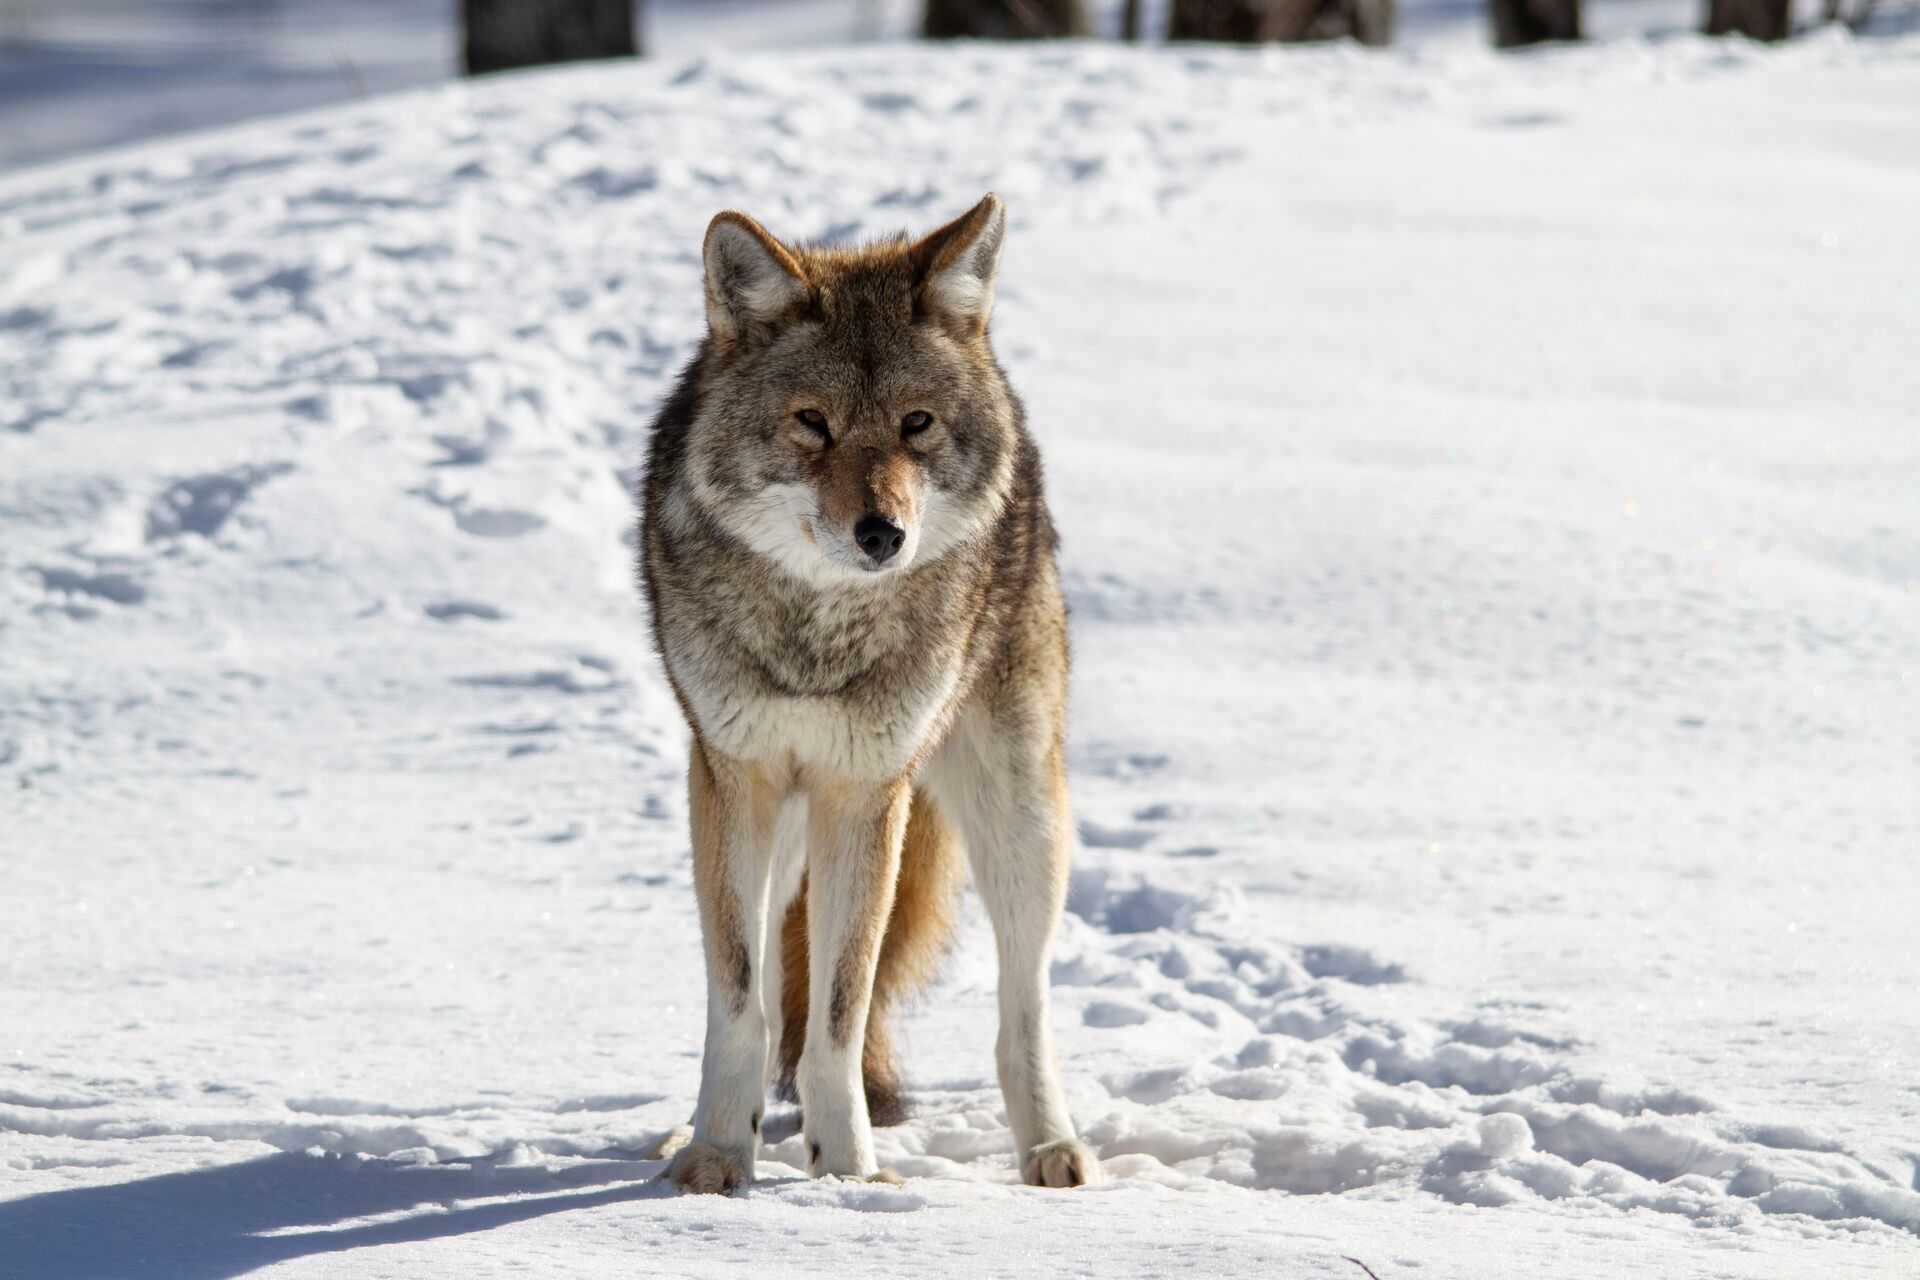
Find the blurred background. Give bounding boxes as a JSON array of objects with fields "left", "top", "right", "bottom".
[{"left": 3, "top": 0, "right": 1915, "bottom": 171}]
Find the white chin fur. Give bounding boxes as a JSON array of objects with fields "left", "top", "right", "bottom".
[
  {"left": 714, "top": 483, "right": 928, "bottom": 588},
  {"left": 913, "top": 487, "right": 990, "bottom": 564},
  {"left": 810, "top": 521, "right": 919, "bottom": 579}
]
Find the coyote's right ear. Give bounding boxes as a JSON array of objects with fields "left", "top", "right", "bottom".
[{"left": 703, "top": 211, "right": 808, "bottom": 344}]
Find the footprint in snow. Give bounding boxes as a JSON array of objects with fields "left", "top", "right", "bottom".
[
  {"left": 423, "top": 600, "right": 507, "bottom": 622},
  {"left": 33, "top": 565, "right": 147, "bottom": 608},
  {"left": 410, "top": 486, "right": 548, "bottom": 538},
  {"left": 1077, "top": 820, "right": 1155, "bottom": 850},
  {"left": 1082, "top": 1000, "right": 1153, "bottom": 1029},
  {"left": 1300, "top": 944, "right": 1407, "bottom": 987},
  {"left": 145, "top": 462, "right": 292, "bottom": 543},
  {"left": 455, "top": 656, "right": 617, "bottom": 695}
]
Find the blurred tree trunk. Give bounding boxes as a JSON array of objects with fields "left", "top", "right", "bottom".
[
  {"left": 1490, "top": 0, "right": 1580, "bottom": 46},
  {"left": 463, "top": 0, "right": 639, "bottom": 75},
  {"left": 1703, "top": 0, "right": 1791, "bottom": 39},
  {"left": 1122, "top": 0, "right": 1145, "bottom": 39},
  {"left": 1168, "top": 0, "right": 1393, "bottom": 46},
  {"left": 924, "top": 0, "right": 1091, "bottom": 38},
  {"left": 1821, "top": 0, "right": 1877, "bottom": 28}
]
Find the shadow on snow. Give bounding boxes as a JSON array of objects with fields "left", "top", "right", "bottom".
[{"left": 0, "top": 1147, "right": 674, "bottom": 1279}]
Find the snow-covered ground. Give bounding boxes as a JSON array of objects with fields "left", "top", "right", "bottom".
[
  {"left": 8, "top": 0, "right": 1919, "bottom": 170},
  {"left": 4, "top": 30, "right": 1920, "bottom": 1280}
]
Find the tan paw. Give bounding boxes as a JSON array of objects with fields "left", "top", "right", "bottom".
[
  {"left": 664, "top": 1140, "right": 752, "bottom": 1195},
  {"left": 819, "top": 1166, "right": 904, "bottom": 1186},
  {"left": 646, "top": 1123, "right": 694, "bottom": 1161},
  {"left": 1023, "top": 1138, "right": 1103, "bottom": 1188}
]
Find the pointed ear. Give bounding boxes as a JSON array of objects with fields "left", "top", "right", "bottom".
[
  {"left": 703, "top": 210, "right": 808, "bottom": 343},
  {"left": 913, "top": 194, "right": 1006, "bottom": 337}
]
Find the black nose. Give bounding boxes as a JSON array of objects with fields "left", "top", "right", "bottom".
[{"left": 853, "top": 513, "right": 906, "bottom": 565}]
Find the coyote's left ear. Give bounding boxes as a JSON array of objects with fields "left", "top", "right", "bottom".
[{"left": 913, "top": 193, "right": 1006, "bottom": 338}]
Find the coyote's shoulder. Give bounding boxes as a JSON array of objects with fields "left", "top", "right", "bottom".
[{"left": 639, "top": 195, "right": 1099, "bottom": 1193}]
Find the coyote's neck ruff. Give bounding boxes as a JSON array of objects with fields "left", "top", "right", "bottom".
[{"left": 641, "top": 195, "right": 1099, "bottom": 1192}]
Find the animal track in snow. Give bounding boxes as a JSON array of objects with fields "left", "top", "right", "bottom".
[
  {"left": 145, "top": 462, "right": 293, "bottom": 542},
  {"left": 455, "top": 655, "right": 618, "bottom": 694},
  {"left": 410, "top": 486, "right": 549, "bottom": 539},
  {"left": 423, "top": 600, "right": 507, "bottom": 622},
  {"left": 1083, "top": 1000, "right": 1154, "bottom": 1029},
  {"left": 1300, "top": 945, "right": 1407, "bottom": 987},
  {"left": 1077, "top": 820, "right": 1156, "bottom": 850},
  {"left": 31, "top": 565, "right": 147, "bottom": 608},
  {"left": 1043, "top": 869, "right": 1920, "bottom": 1236},
  {"left": 452, "top": 507, "right": 547, "bottom": 539}
]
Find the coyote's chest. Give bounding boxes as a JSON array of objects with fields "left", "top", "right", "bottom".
[
  {"left": 743, "top": 587, "right": 905, "bottom": 693},
  {"left": 671, "top": 572, "right": 966, "bottom": 780}
]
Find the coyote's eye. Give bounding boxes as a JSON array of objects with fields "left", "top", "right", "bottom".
[
  {"left": 901, "top": 410, "right": 933, "bottom": 436},
  {"left": 794, "top": 408, "right": 831, "bottom": 439}
]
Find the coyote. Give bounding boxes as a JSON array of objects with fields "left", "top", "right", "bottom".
[{"left": 639, "top": 195, "right": 1100, "bottom": 1192}]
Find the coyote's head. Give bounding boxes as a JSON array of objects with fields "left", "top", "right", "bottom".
[{"left": 678, "top": 195, "right": 1018, "bottom": 584}]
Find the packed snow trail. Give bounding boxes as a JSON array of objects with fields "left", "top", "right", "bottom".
[{"left": 4, "top": 36, "right": 1919, "bottom": 1279}]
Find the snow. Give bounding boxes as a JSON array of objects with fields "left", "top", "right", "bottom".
[
  {"left": 9, "top": 0, "right": 1918, "bottom": 170},
  {"left": 4, "top": 29, "right": 1920, "bottom": 1280}
]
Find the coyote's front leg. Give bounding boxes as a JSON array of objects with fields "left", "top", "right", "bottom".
[
  {"left": 931, "top": 706, "right": 1102, "bottom": 1188},
  {"left": 796, "top": 777, "right": 909, "bottom": 1178},
  {"left": 666, "top": 743, "right": 781, "bottom": 1194},
  {"left": 975, "top": 756, "right": 1101, "bottom": 1188}
]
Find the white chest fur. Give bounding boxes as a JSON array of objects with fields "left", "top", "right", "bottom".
[{"left": 670, "top": 647, "right": 962, "bottom": 782}]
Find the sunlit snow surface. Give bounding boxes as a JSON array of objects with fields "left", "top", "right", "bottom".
[{"left": 3, "top": 35, "right": 1919, "bottom": 1279}]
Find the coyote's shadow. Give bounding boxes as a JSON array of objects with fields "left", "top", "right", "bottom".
[{"left": 0, "top": 1146, "right": 674, "bottom": 1279}]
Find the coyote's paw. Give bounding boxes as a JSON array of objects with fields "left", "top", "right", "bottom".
[
  {"left": 830, "top": 1166, "right": 902, "bottom": 1186},
  {"left": 1023, "top": 1138, "right": 1102, "bottom": 1188},
  {"left": 646, "top": 1123, "right": 694, "bottom": 1161},
  {"left": 664, "top": 1140, "right": 752, "bottom": 1195},
  {"left": 816, "top": 1166, "right": 904, "bottom": 1186}
]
